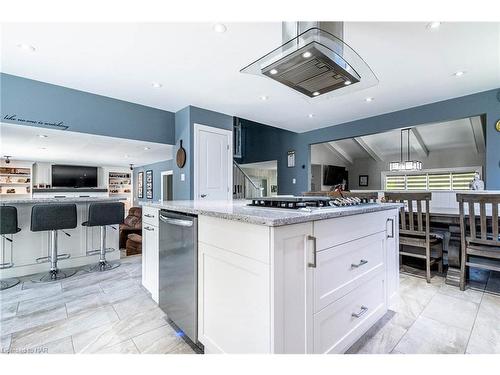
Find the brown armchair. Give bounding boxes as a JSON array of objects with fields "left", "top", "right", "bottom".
[{"left": 119, "top": 207, "right": 142, "bottom": 249}]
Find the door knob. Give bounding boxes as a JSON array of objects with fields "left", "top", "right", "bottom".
[{"left": 201, "top": 194, "right": 207, "bottom": 198}]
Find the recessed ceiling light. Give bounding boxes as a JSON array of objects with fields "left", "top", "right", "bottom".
[
  {"left": 39, "top": 147, "right": 47, "bottom": 150},
  {"left": 312, "top": 91, "right": 320, "bottom": 96},
  {"left": 308, "top": 114, "right": 315, "bottom": 118},
  {"left": 453, "top": 71, "right": 466, "bottom": 77},
  {"left": 269, "top": 69, "right": 278, "bottom": 75},
  {"left": 260, "top": 95, "right": 269, "bottom": 101},
  {"left": 365, "top": 97, "right": 374, "bottom": 102},
  {"left": 151, "top": 82, "right": 163, "bottom": 88},
  {"left": 144, "top": 147, "right": 151, "bottom": 150},
  {"left": 302, "top": 51, "right": 312, "bottom": 58},
  {"left": 38, "top": 134, "right": 48, "bottom": 138},
  {"left": 17, "top": 43, "right": 36, "bottom": 52},
  {"left": 213, "top": 23, "right": 227, "bottom": 33},
  {"left": 344, "top": 80, "right": 352, "bottom": 85},
  {"left": 125, "top": 154, "right": 130, "bottom": 158},
  {"left": 427, "top": 22, "right": 441, "bottom": 30}
]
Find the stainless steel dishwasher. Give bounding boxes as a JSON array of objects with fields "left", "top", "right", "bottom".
[{"left": 158, "top": 210, "right": 201, "bottom": 350}]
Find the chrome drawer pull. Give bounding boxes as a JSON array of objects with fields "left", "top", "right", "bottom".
[
  {"left": 352, "top": 306, "right": 368, "bottom": 318},
  {"left": 144, "top": 214, "right": 155, "bottom": 218},
  {"left": 306, "top": 235, "right": 317, "bottom": 268},
  {"left": 351, "top": 259, "right": 368, "bottom": 269},
  {"left": 144, "top": 226, "right": 154, "bottom": 231}
]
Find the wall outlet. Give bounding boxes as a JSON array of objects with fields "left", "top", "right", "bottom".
[
  {"left": 292, "top": 178, "right": 296, "bottom": 184},
  {"left": 181, "top": 173, "right": 185, "bottom": 181}
]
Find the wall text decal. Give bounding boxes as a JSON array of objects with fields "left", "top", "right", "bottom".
[{"left": 3, "top": 114, "right": 69, "bottom": 130}]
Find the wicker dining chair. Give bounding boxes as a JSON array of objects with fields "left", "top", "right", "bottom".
[
  {"left": 456, "top": 193, "right": 500, "bottom": 291},
  {"left": 384, "top": 192, "right": 444, "bottom": 283}
]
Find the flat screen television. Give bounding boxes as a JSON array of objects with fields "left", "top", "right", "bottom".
[
  {"left": 51, "top": 165, "right": 98, "bottom": 188},
  {"left": 323, "top": 165, "right": 348, "bottom": 187}
]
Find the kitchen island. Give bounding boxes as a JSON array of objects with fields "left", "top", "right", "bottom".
[
  {"left": 0, "top": 197, "right": 123, "bottom": 278},
  {"left": 141, "top": 199, "right": 401, "bottom": 354}
]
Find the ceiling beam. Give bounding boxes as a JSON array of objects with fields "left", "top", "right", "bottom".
[
  {"left": 409, "top": 128, "right": 429, "bottom": 158},
  {"left": 353, "top": 137, "right": 383, "bottom": 162},
  {"left": 325, "top": 142, "right": 353, "bottom": 165},
  {"left": 469, "top": 117, "right": 485, "bottom": 153}
]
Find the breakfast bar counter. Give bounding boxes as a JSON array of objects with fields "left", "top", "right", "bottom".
[{"left": 0, "top": 197, "right": 123, "bottom": 278}]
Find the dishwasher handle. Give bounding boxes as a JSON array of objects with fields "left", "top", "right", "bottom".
[{"left": 159, "top": 214, "right": 194, "bottom": 227}]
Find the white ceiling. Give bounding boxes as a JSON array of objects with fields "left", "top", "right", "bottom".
[
  {"left": 0, "top": 122, "right": 173, "bottom": 167},
  {"left": 326, "top": 116, "right": 485, "bottom": 162},
  {"left": 1, "top": 22, "right": 499, "bottom": 133}
]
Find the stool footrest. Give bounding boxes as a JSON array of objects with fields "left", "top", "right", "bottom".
[
  {"left": 36, "top": 253, "right": 71, "bottom": 263},
  {"left": 86, "top": 247, "right": 116, "bottom": 256}
]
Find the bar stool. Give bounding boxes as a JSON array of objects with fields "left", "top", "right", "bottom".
[
  {"left": 30, "top": 203, "right": 78, "bottom": 282},
  {"left": 82, "top": 202, "right": 124, "bottom": 272},
  {"left": 0, "top": 206, "right": 21, "bottom": 290}
]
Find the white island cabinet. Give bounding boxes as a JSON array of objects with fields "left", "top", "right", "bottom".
[
  {"left": 140, "top": 201, "right": 400, "bottom": 354},
  {"left": 197, "top": 209, "right": 399, "bottom": 354}
]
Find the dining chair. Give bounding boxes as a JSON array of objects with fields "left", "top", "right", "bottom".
[
  {"left": 456, "top": 193, "right": 500, "bottom": 291},
  {"left": 384, "top": 192, "right": 444, "bottom": 283}
]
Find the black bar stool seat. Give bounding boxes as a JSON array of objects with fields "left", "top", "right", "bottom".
[
  {"left": 82, "top": 202, "right": 124, "bottom": 272},
  {"left": 30, "top": 203, "right": 78, "bottom": 282},
  {"left": 0, "top": 206, "right": 21, "bottom": 290}
]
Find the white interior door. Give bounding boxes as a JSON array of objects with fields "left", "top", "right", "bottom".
[{"left": 194, "top": 123, "right": 232, "bottom": 201}]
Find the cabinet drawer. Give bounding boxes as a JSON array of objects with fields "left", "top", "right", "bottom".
[
  {"left": 314, "top": 232, "right": 385, "bottom": 312},
  {"left": 313, "top": 272, "right": 386, "bottom": 354},
  {"left": 143, "top": 206, "right": 159, "bottom": 227},
  {"left": 314, "top": 211, "right": 390, "bottom": 250}
]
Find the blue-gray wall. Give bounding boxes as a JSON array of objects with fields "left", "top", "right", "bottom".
[
  {"left": 273, "top": 88, "right": 500, "bottom": 195},
  {"left": 133, "top": 159, "right": 174, "bottom": 205},
  {"left": 1, "top": 73, "right": 175, "bottom": 144},
  {"left": 173, "top": 105, "right": 233, "bottom": 200}
]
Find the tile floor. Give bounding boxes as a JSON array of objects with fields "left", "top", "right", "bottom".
[
  {"left": 2, "top": 256, "right": 499, "bottom": 354},
  {"left": 0, "top": 255, "right": 195, "bottom": 354},
  {"left": 347, "top": 270, "right": 500, "bottom": 354}
]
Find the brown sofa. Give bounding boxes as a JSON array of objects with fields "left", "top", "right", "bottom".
[{"left": 119, "top": 207, "right": 142, "bottom": 251}]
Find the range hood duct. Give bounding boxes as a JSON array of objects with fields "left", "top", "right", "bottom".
[{"left": 241, "top": 21, "right": 378, "bottom": 98}]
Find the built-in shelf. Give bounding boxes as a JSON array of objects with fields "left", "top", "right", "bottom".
[{"left": 0, "top": 166, "right": 32, "bottom": 196}]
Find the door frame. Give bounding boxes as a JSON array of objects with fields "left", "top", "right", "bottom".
[
  {"left": 193, "top": 123, "right": 233, "bottom": 201},
  {"left": 160, "top": 170, "right": 173, "bottom": 201}
]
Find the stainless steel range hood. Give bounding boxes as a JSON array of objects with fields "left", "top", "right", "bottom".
[{"left": 241, "top": 22, "right": 378, "bottom": 98}]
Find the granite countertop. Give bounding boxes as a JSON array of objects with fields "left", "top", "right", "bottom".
[
  {"left": 141, "top": 200, "right": 402, "bottom": 227},
  {"left": 0, "top": 196, "right": 123, "bottom": 204}
]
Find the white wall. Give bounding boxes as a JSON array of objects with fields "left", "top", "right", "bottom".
[
  {"left": 348, "top": 147, "right": 485, "bottom": 190},
  {"left": 310, "top": 144, "right": 349, "bottom": 191}
]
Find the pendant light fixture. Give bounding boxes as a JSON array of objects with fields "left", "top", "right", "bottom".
[{"left": 389, "top": 128, "right": 423, "bottom": 172}]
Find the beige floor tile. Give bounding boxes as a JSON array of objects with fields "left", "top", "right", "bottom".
[
  {"left": 95, "top": 339, "right": 139, "bottom": 354},
  {"left": 421, "top": 293, "right": 479, "bottom": 331},
  {"left": 132, "top": 324, "right": 194, "bottom": 354},
  {"left": 466, "top": 293, "right": 500, "bottom": 354},
  {"left": 72, "top": 308, "right": 167, "bottom": 353},
  {"left": 394, "top": 316, "right": 470, "bottom": 354},
  {"left": 112, "top": 293, "right": 160, "bottom": 320},
  {"left": 1, "top": 304, "right": 67, "bottom": 336},
  {"left": 388, "top": 293, "right": 427, "bottom": 320},
  {"left": 10, "top": 305, "right": 119, "bottom": 349},
  {"left": 437, "top": 284, "right": 483, "bottom": 304}
]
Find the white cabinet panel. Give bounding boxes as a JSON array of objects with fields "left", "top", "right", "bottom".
[
  {"left": 143, "top": 206, "right": 159, "bottom": 227},
  {"left": 142, "top": 223, "right": 159, "bottom": 303},
  {"left": 314, "top": 211, "right": 390, "bottom": 250},
  {"left": 385, "top": 212, "right": 400, "bottom": 303},
  {"left": 313, "top": 272, "right": 386, "bottom": 354},
  {"left": 198, "top": 242, "right": 270, "bottom": 353},
  {"left": 314, "top": 231, "right": 385, "bottom": 313}
]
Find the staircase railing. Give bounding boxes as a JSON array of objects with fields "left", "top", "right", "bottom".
[{"left": 233, "top": 160, "right": 264, "bottom": 199}]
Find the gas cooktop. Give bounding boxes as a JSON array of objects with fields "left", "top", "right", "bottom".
[{"left": 248, "top": 196, "right": 372, "bottom": 210}]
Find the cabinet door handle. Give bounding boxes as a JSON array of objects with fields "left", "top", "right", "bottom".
[
  {"left": 351, "top": 306, "right": 368, "bottom": 318},
  {"left": 144, "top": 226, "right": 154, "bottom": 231},
  {"left": 351, "top": 259, "right": 368, "bottom": 269},
  {"left": 387, "top": 218, "right": 394, "bottom": 238},
  {"left": 307, "top": 235, "right": 317, "bottom": 268},
  {"left": 145, "top": 214, "right": 155, "bottom": 218},
  {"left": 201, "top": 194, "right": 207, "bottom": 198}
]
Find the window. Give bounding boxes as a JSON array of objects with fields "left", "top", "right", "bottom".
[{"left": 384, "top": 169, "right": 478, "bottom": 191}]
